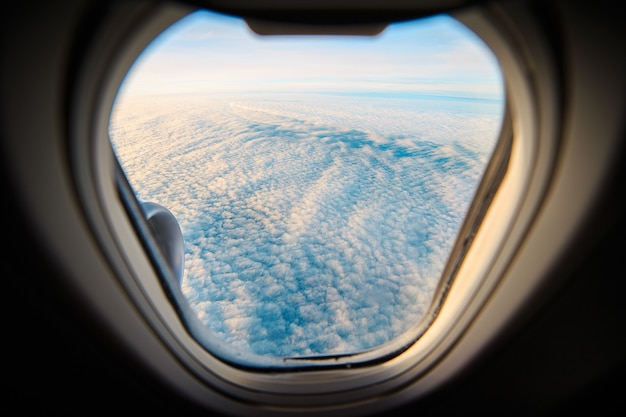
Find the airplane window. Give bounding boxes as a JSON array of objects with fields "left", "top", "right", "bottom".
[{"left": 108, "top": 9, "right": 505, "bottom": 367}]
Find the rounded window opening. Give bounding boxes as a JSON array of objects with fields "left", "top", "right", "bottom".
[{"left": 108, "top": 9, "right": 505, "bottom": 368}]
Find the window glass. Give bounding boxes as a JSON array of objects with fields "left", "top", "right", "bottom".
[{"left": 109, "top": 10, "right": 504, "bottom": 360}]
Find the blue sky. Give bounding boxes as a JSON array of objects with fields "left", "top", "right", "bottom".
[
  {"left": 110, "top": 10, "right": 505, "bottom": 363},
  {"left": 120, "top": 9, "right": 504, "bottom": 99}
]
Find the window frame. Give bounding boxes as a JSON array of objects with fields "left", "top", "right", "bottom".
[{"left": 68, "top": 0, "right": 561, "bottom": 413}]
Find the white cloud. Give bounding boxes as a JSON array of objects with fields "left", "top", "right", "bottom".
[{"left": 109, "top": 92, "right": 503, "bottom": 359}]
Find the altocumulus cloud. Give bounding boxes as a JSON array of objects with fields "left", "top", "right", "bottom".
[{"left": 109, "top": 92, "right": 503, "bottom": 358}]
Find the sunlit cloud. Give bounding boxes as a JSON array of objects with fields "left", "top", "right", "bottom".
[{"left": 110, "top": 92, "right": 503, "bottom": 358}]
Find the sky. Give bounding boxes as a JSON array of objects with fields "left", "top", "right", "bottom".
[
  {"left": 118, "top": 9, "right": 503, "bottom": 99},
  {"left": 109, "top": 10, "right": 505, "bottom": 365}
]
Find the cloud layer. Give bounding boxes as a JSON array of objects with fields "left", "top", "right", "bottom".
[{"left": 109, "top": 93, "right": 503, "bottom": 358}]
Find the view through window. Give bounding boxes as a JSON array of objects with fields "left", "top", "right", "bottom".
[{"left": 108, "top": 10, "right": 504, "bottom": 359}]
